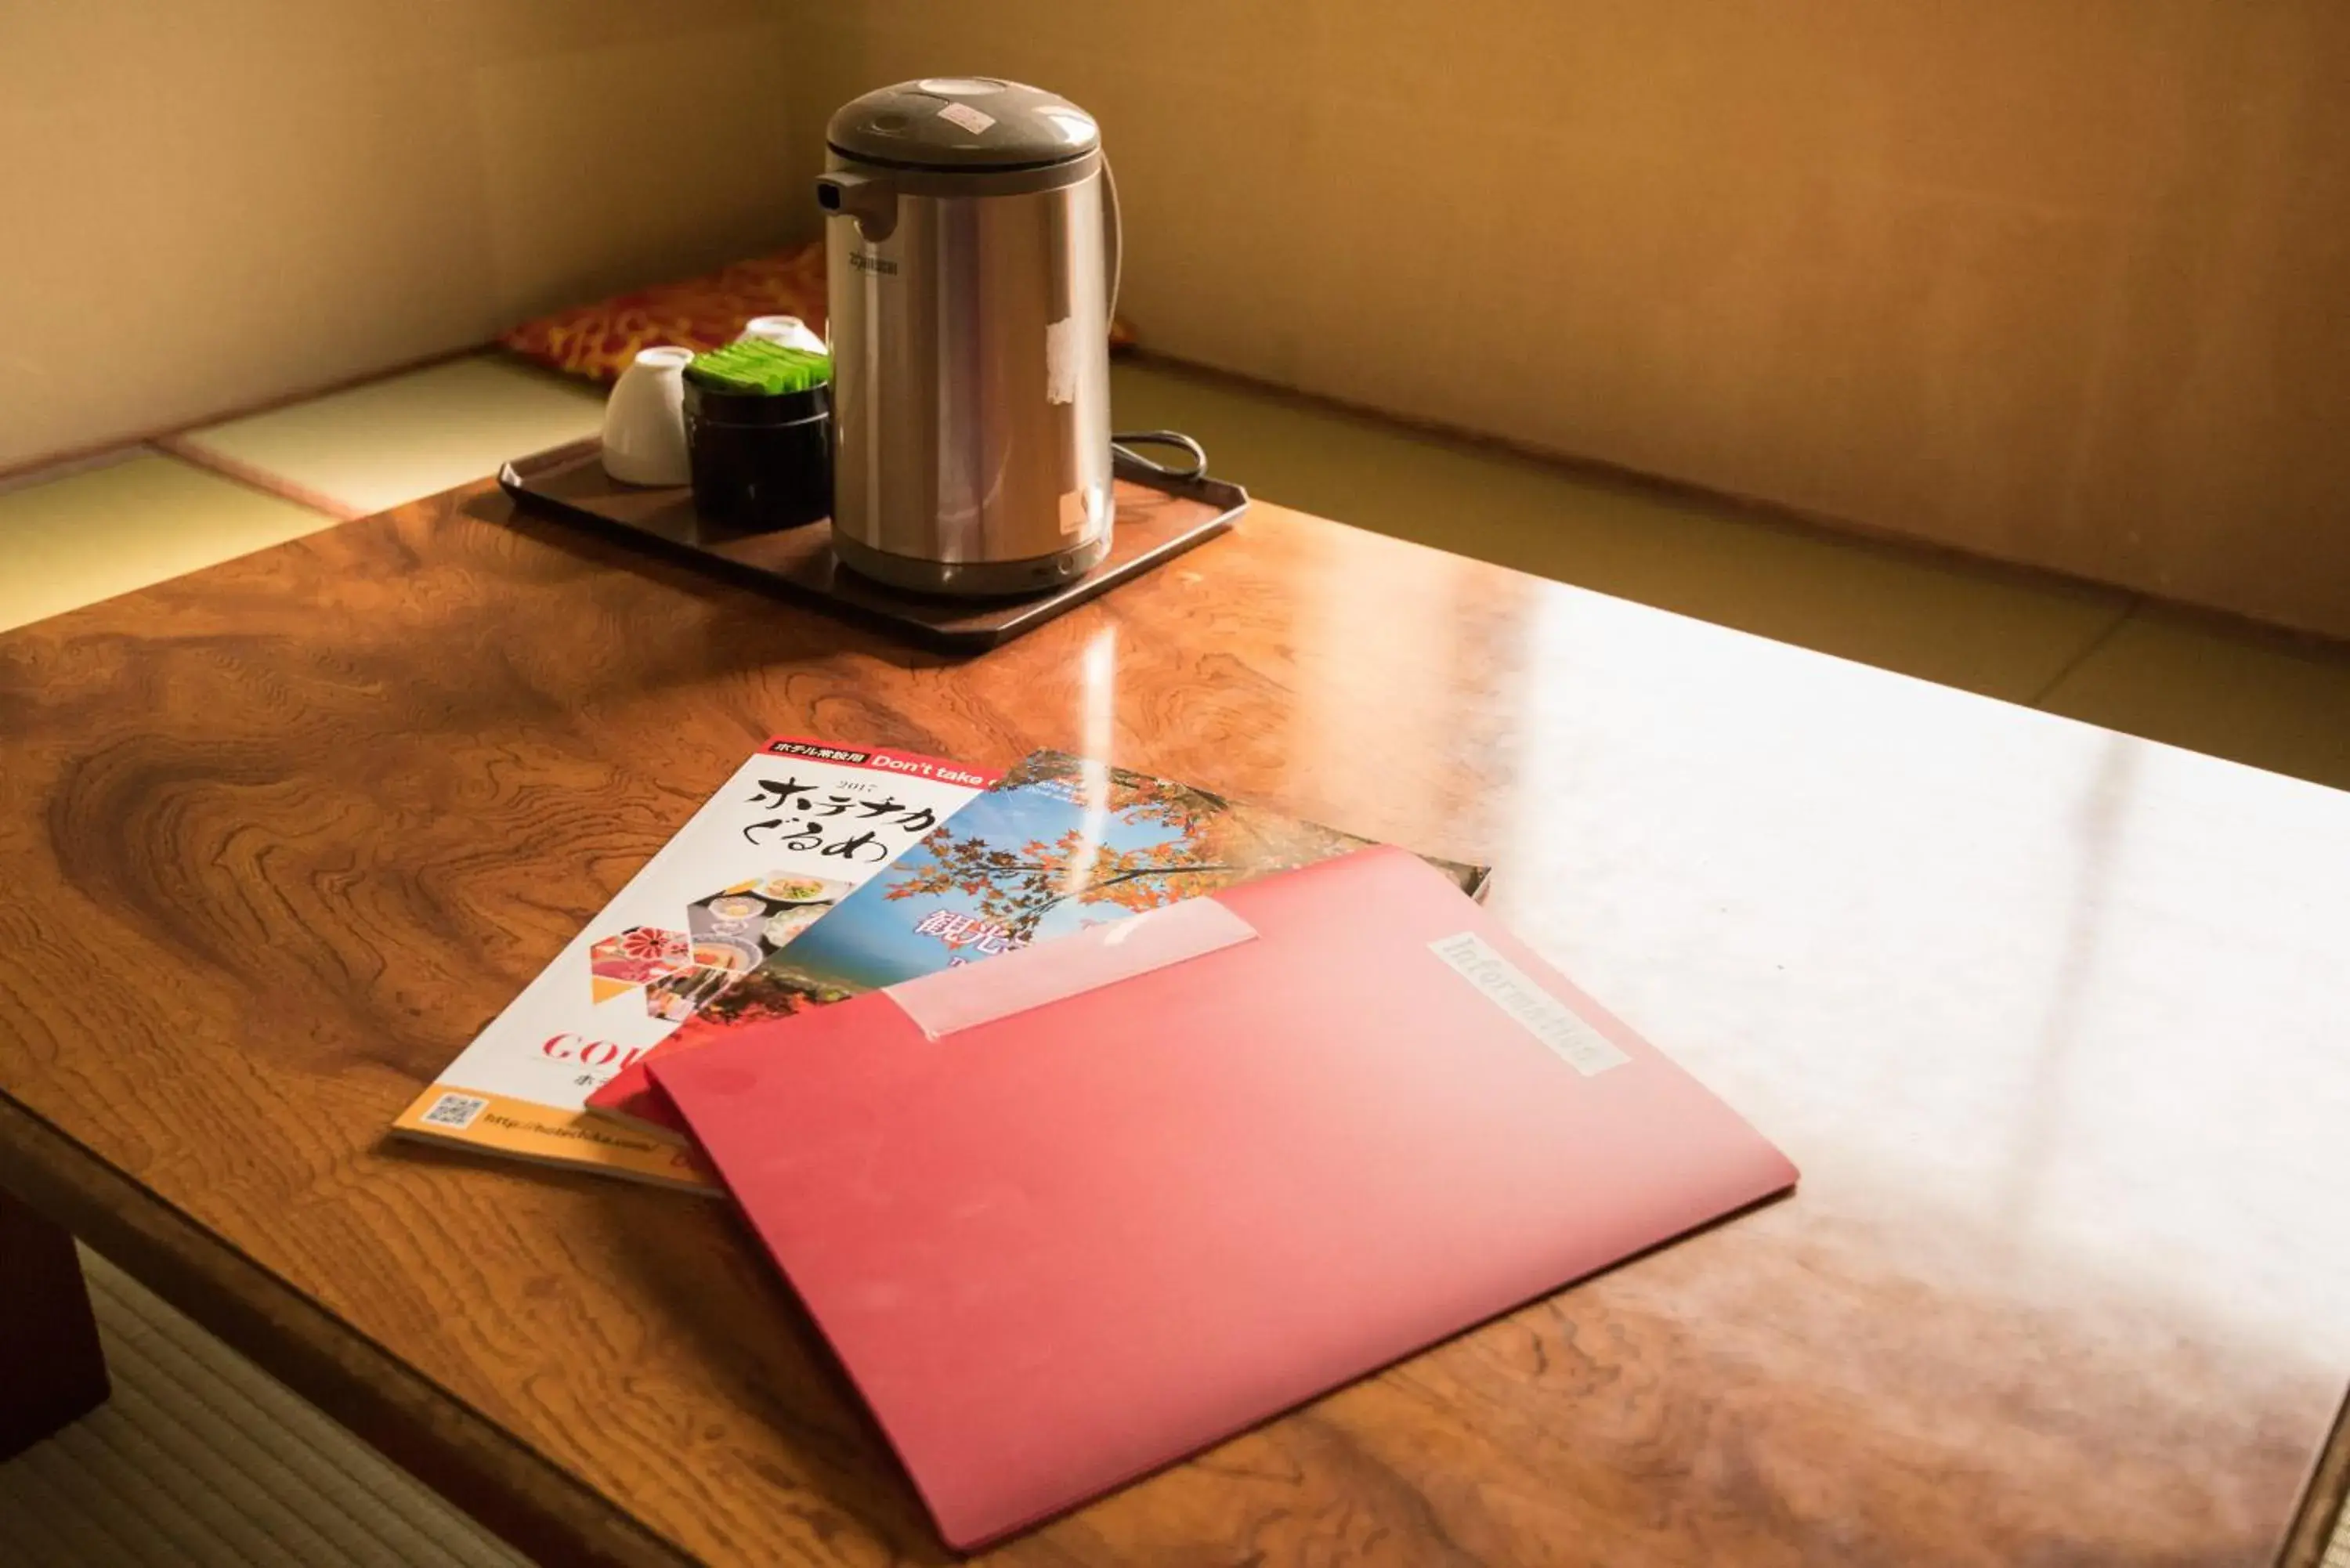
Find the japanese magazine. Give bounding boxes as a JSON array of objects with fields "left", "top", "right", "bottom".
[
  {"left": 589, "top": 748, "right": 1489, "bottom": 1136},
  {"left": 391, "top": 736, "right": 1000, "bottom": 1190}
]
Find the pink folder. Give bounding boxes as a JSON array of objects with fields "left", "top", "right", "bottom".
[{"left": 653, "top": 845, "right": 1797, "bottom": 1548}]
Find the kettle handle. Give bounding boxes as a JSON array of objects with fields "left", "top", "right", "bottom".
[{"left": 1101, "top": 151, "right": 1123, "bottom": 323}]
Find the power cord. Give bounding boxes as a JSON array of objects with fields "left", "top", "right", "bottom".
[{"left": 1111, "top": 430, "right": 1209, "bottom": 483}]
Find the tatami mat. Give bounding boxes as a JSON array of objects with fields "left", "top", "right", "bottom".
[
  {"left": 0, "top": 1249, "right": 527, "bottom": 1568},
  {"left": 2037, "top": 606, "right": 2350, "bottom": 791},
  {"left": 1112, "top": 358, "right": 2350, "bottom": 793},
  {"left": 0, "top": 453, "right": 332, "bottom": 634},
  {"left": 1109, "top": 359, "right": 2135, "bottom": 707},
  {"left": 0, "top": 352, "right": 2344, "bottom": 1566},
  {"left": 172, "top": 354, "right": 604, "bottom": 517}
]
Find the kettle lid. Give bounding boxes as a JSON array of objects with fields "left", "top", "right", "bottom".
[{"left": 826, "top": 78, "right": 1100, "bottom": 172}]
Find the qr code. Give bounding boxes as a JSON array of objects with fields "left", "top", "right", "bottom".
[{"left": 420, "top": 1093, "right": 489, "bottom": 1130}]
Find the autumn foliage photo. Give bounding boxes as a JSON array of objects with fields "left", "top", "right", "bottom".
[{"left": 754, "top": 751, "right": 1376, "bottom": 995}]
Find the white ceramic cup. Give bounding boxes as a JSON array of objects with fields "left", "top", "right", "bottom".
[
  {"left": 600, "top": 346, "right": 693, "bottom": 486},
  {"left": 739, "top": 315, "right": 828, "bottom": 354}
]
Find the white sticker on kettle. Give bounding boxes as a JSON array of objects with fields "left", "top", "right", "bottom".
[
  {"left": 1045, "top": 316, "right": 1080, "bottom": 405},
  {"left": 936, "top": 102, "right": 996, "bottom": 135},
  {"left": 1430, "top": 932, "right": 1630, "bottom": 1077}
]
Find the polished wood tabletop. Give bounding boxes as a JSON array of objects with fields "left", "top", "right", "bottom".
[{"left": 1, "top": 480, "right": 2345, "bottom": 1566}]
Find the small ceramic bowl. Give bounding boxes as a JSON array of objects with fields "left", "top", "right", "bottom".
[
  {"left": 739, "top": 315, "right": 828, "bottom": 353},
  {"left": 601, "top": 346, "right": 693, "bottom": 486}
]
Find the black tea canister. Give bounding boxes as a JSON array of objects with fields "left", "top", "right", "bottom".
[{"left": 682, "top": 343, "right": 834, "bottom": 534}]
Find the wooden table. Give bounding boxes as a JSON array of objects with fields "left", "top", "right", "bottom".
[{"left": 2, "top": 479, "right": 2345, "bottom": 1567}]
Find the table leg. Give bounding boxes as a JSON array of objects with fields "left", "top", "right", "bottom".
[{"left": 0, "top": 1183, "right": 110, "bottom": 1459}]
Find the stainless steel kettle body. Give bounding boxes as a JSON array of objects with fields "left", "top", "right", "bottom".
[{"left": 818, "top": 82, "right": 1120, "bottom": 598}]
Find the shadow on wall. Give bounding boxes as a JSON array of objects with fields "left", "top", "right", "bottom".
[{"left": 2, "top": 2, "right": 807, "bottom": 474}]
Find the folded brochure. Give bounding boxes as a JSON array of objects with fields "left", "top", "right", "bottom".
[
  {"left": 390, "top": 737, "right": 1000, "bottom": 1190},
  {"left": 590, "top": 747, "right": 1489, "bottom": 1136}
]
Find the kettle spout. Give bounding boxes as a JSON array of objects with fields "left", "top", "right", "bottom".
[{"left": 815, "top": 172, "right": 898, "bottom": 244}]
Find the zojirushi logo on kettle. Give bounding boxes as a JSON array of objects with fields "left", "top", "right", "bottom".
[{"left": 848, "top": 253, "right": 898, "bottom": 276}]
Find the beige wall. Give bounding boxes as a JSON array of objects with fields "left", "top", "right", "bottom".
[
  {"left": 0, "top": 2, "right": 800, "bottom": 473},
  {"left": 9, "top": 3, "right": 2343, "bottom": 634},
  {"left": 786, "top": 2, "right": 2350, "bottom": 638}
]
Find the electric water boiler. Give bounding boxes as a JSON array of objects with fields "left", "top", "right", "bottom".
[{"left": 816, "top": 78, "right": 1119, "bottom": 596}]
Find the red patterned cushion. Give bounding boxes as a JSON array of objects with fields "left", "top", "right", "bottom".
[{"left": 500, "top": 240, "right": 1134, "bottom": 382}]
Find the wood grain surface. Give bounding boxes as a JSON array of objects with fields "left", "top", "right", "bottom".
[
  {"left": 2283, "top": 1388, "right": 2350, "bottom": 1568},
  {"left": 1, "top": 480, "right": 2347, "bottom": 1566},
  {"left": 0, "top": 1180, "right": 110, "bottom": 1460}
]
